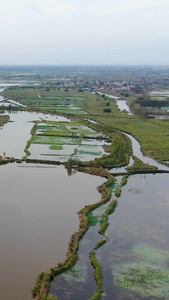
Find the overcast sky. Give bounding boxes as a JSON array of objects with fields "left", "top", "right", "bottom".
[{"left": 0, "top": 0, "right": 169, "bottom": 65}]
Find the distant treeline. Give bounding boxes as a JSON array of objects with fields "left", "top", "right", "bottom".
[{"left": 136, "top": 99, "right": 169, "bottom": 108}]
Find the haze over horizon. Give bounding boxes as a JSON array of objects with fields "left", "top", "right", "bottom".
[{"left": 1, "top": 0, "right": 169, "bottom": 66}]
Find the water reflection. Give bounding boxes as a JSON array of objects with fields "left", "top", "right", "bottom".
[{"left": 116, "top": 99, "right": 133, "bottom": 115}]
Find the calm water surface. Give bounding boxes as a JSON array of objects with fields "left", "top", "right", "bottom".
[
  {"left": 116, "top": 99, "right": 132, "bottom": 115},
  {"left": 0, "top": 162, "right": 103, "bottom": 300},
  {"left": 100, "top": 173, "right": 169, "bottom": 299}
]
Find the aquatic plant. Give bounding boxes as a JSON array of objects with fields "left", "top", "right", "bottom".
[
  {"left": 60, "top": 260, "right": 87, "bottom": 283},
  {"left": 113, "top": 262, "right": 169, "bottom": 298},
  {"left": 88, "top": 212, "right": 99, "bottom": 226},
  {"left": 132, "top": 243, "right": 169, "bottom": 265},
  {"left": 49, "top": 145, "right": 63, "bottom": 150}
]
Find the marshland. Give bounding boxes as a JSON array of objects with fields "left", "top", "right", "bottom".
[{"left": 0, "top": 66, "right": 169, "bottom": 300}]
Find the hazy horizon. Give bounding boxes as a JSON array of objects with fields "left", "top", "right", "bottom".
[{"left": 1, "top": 0, "right": 169, "bottom": 65}]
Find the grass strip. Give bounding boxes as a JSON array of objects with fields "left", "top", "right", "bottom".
[
  {"left": 99, "top": 200, "right": 117, "bottom": 236},
  {"left": 89, "top": 251, "right": 104, "bottom": 300}
]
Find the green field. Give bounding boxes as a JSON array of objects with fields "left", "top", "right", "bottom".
[
  {"left": 1, "top": 87, "right": 88, "bottom": 115},
  {"left": 2, "top": 85, "right": 169, "bottom": 166}
]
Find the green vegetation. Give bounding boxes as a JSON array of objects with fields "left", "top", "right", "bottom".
[
  {"left": 59, "top": 260, "right": 87, "bottom": 283},
  {"left": 1, "top": 69, "right": 169, "bottom": 300},
  {"left": 0, "top": 114, "right": 9, "bottom": 127},
  {"left": 132, "top": 243, "right": 169, "bottom": 265},
  {"left": 121, "top": 175, "right": 129, "bottom": 187},
  {"left": 88, "top": 212, "right": 99, "bottom": 227},
  {"left": 115, "top": 188, "right": 121, "bottom": 198},
  {"left": 113, "top": 262, "right": 169, "bottom": 298},
  {"left": 94, "top": 113, "right": 169, "bottom": 165},
  {"left": 2, "top": 86, "right": 88, "bottom": 115},
  {"left": 26, "top": 120, "right": 109, "bottom": 162},
  {"left": 5, "top": 84, "right": 169, "bottom": 167},
  {"left": 42, "top": 295, "right": 58, "bottom": 300},
  {"left": 112, "top": 243, "right": 169, "bottom": 298},
  {"left": 49, "top": 145, "right": 63, "bottom": 150},
  {"left": 99, "top": 200, "right": 117, "bottom": 236},
  {"left": 94, "top": 240, "right": 107, "bottom": 250},
  {"left": 89, "top": 251, "right": 104, "bottom": 300},
  {"left": 24, "top": 122, "right": 37, "bottom": 157},
  {"left": 127, "top": 155, "right": 158, "bottom": 173}
]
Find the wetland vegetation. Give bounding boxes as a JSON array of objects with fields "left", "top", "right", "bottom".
[{"left": 0, "top": 66, "right": 169, "bottom": 300}]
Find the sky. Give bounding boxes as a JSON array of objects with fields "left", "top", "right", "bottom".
[{"left": 0, "top": 0, "right": 169, "bottom": 65}]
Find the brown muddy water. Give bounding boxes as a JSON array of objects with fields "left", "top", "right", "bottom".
[{"left": 0, "top": 162, "right": 104, "bottom": 300}]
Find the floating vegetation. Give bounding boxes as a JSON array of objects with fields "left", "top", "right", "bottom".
[
  {"left": 59, "top": 260, "right": 87, "bottom": 283},
  {"left": 78, "top": 150, "right": 103, "bottom": 156},
  {"left": 113, "top": 262, "right": 169, "bottom": 298},
  {"left": 108, "top": 182, "right": 119, "bottom": 191},
  {"left": 132, "top": 243, "right": 169, "bottom": 265},
  {"left": 88, "top": 212, "right": 100, "bottom": 227},
  {"left": 49, "top": 145, "right": 63, "bottom": 150}
]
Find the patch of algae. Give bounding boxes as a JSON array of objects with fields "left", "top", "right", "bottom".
[
  {"left": 60, "top": 260, "right": 87, "bottom": 283},
  {"left": 112, "top": 244, "right": 169, "bottom": 298},
  {"left": 113, "top": 262, "right": 169, "bottom": 298},
  {"left": 132, "top": 244, "right": 169, "bottom": 265}
]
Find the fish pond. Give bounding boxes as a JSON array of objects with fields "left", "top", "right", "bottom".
[
  {"left": 27, "top": 121, "right": 110, "bottom": 162},
  {"left": 0, "top": 110, "right": 70, "bottom": 158}
]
